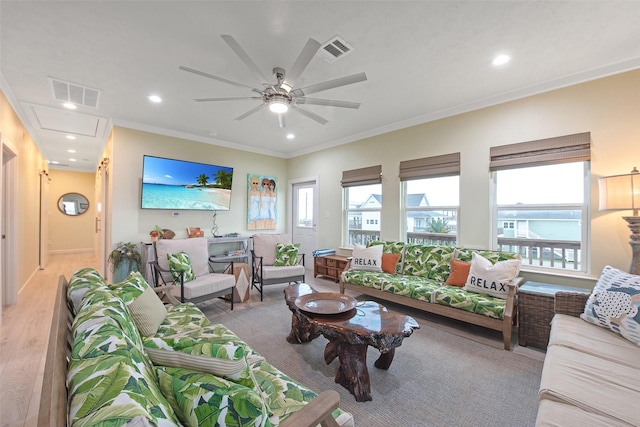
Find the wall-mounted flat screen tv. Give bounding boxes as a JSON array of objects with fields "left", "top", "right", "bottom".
[{"left": 141, "top": 155, "right": 234, "bottom": 211}]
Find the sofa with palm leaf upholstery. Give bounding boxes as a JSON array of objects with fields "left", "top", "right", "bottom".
[
  {"left": 340, "top": 240, "right": 522, "bottom": 350},
  {"left": 39, "top": 267, "right": 354, "bottom": 427}
]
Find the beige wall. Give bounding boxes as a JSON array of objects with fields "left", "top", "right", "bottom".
[
  {"left": 288, "top": 70, "right": 640, "bottom": 288},
  {"left": 5, "top": 69, "right": 640, "bottom": 292},
  {"left": 110, "top": 127, "right": 289, "bottom": 245},
  {"left": 48, "top": 170, "right": 95, "bottom": 253},
  {"left": 0, "top": 90, "right": 48, "bottom": 291}
]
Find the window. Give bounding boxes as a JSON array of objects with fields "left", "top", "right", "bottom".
[
  {"left": 342, "top": 165, "right": 382, "bottom": 246},
  {"left": 400, "top": 153, "right": 460, "bottom": 246},
  {"left": 344, "top": 184, "right": 382, "bottom": 246},
  {"left": 404, "top": 177, "right": 459, "bottom": 245},
  {"left": 491, "top": 132, "right": 590, "bottom": 272}
]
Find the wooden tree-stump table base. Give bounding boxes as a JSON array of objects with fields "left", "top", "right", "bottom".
[{"left": 284, "top": 283, "right": 419, "bottom": 402}]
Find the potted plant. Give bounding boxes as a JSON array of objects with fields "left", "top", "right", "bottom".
[{"left": 108, "top": 241, "right": 142, "bottom": 283}]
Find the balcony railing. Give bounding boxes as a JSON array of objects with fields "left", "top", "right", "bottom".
[
  {"left": 348, "top": 230, "right": 457, "bottom": 247},
  {"left": 407, "top": 232, "right": 457, "bottom": 247},
  {"left": 497, "top": 237, "right": 581, "bottom": 270},
  {"left": 347, "top": 231, "right": 582, "bottom": 271},
  {"left": 348, "top": 230, "right": 380, "bottom": 246}
]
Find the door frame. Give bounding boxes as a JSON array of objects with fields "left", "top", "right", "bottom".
[
  {"left": 288, "top": 175, "right": 319, "bottom": 272},
  {"left": 1, "top": 138, "right": 18, "bottom": 311}
]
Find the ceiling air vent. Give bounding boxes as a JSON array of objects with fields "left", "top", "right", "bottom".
[
  {"left": 316, "top": 36, "right": 354, "bottom": 64},
  {"left": 49, "top": 78, "right": 101, "bottom": 108}
]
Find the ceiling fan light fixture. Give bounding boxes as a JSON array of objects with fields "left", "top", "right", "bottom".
[{"left": 268, "top": 94, "right": 290, "bottom": 113}]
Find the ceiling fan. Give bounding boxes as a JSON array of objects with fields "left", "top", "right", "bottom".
[{"left": 179, "top": 35, "right": 367, "bottom": 128}]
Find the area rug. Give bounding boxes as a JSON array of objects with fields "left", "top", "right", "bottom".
[{"left": 200, "top": 284, "right": 543, "bottom": 427}]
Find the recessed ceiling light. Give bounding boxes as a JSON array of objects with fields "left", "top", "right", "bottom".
[
  {"left": 148, "top": 95, "right": 162, "bottom": 103},
  {"left": 63, "top": 102, "right": 77, "bottom": 110},
  {"left": 69, "top": 158, "right": 76, "bottom": 162},
  {"left": 50, "top": 160, "right": 59, "bottom": 164},
  {"left": 66, "top": 135, "right": 76, "bottom": 140},
  {"left": 67, "top": 149, "right": 76, "bottom": 153},
  {"left": 286, "top": 133, "right": 295, "bottom": 140},
  {"left": 492, "top": 54, "right": 511, "bottom": 66}
]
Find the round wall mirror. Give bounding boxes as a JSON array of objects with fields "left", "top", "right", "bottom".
[{"left": 58, "top": 192, "right": 90, "bottom": 216}]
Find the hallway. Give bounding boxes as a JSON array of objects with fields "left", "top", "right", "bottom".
[{"left": 0, "top": 253, "right": 98, "bottom": 427}]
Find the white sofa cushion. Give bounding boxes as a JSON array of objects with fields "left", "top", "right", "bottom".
[
  {"left": 252, "top": 233, "right": 291, "bottom": 266},
  {"left": 170, "top": 274, "right": 235, "bottom": 300},
  {"left": 535, "top": 399, "right": 629, "bottom": 427},
  {"left": 549, "top": 314, "right": 639, "bottom": 370},
  {"left": 262, "top": 265, "right": 305, "bottom": 280},
  {"left": 539, "top": 345, "right": 640, "bottom": 426}
]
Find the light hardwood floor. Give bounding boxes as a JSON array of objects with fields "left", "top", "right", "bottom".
[{"left": 0, "top": 253, "right": 99, "bottom": 427}]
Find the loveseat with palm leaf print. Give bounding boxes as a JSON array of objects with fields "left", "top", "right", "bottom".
[
  {"left": 340, "top": 241, "right": 522, "bottom": 350},
  {"left": 49, "top": 267, "right": 354, "bottom": 427}
]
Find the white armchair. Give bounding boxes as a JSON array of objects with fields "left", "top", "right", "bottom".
[
  {"left": 251, "top": 233, "right": 305, "bottom": 301},
  {"left": 151, "top": 237, "right": 236, "bottom": 309}
]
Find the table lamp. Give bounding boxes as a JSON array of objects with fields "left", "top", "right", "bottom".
[{"left": 598, "top": 167, "right": 640, "bottom": 275}]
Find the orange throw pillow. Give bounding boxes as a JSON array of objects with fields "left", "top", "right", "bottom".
[
  {"left": 381, "top": 253, "right": 401, "bottom": 274},
  {"left": 445, "top": 258, "right": 471, "bottom": 286}
]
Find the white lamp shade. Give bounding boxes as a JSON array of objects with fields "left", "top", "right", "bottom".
[{"left": 598, "top": 170, "right": 640, "bottom": 213}]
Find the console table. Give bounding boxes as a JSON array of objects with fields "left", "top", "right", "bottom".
[
  {"left": 142, "top": 236, "right": 250, "bottom": 281},
  {"left": 518, "top": 281, "right": 591, "bottom": 350},
  {"left": 207, "top": 236, "right": 250, "bottom": 272}
]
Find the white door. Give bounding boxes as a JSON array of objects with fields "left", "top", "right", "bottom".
[{"left": 291, "top": 179, "right": 318, "bottom": 273}]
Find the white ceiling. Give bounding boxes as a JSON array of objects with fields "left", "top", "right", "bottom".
[{"left": 2, "top": 1, "right": 640, "bottom": 173}]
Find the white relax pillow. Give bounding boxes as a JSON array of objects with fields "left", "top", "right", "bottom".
[
  {"left": 463, "top": 252, "right": 521, "bottom": 299},
  {"left": 351, "top": 244, "right": 383, "bottom": 272}
]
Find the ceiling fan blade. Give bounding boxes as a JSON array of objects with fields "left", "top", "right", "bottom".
[
  {"left": 278, "top": 113, "right": 286, "bottom": 128},
  {"left": 292, "top": 72, "right": 367, "bottom": 96},
  {"left": 296, "top": 97, "right": 361, "bottom": 109},
  {"left": 283, "top": 38, "right": 321, "bottom": 89},
  {"left": 234, "top": 104, "right": 266, "bottom": 121},
  {"left": 221, "top": 35, "right": 269, "bottom": 83},
  {"left": 179, "top": 65, "right": 257, "bottom": 91},
  {"left": 194, "top": 97, "right": 261, "bottom": 102},
  {"left": 291, "top": 105, "right": 328, "bottom": 125}
]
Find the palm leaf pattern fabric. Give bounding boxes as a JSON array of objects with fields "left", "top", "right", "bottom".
[
  {"left": 402, "top": 245, "right": 455, "bottom": 279},
  {"left": 433, "top": 286, "right": 506, "bottom": 319},
  {"left": 273, "top": 243, "right": 300, "bottom": 266},
  {"left": 344, "top": 243, "right": 517, "bottom": 320},
  {"left": 157, "top": 366, "right": 270, "bottom": 427},
  {"left": 67, "top": 267, "right": 108, "bottom": 315},
  {"left": 65, "top": 267, "right": 348, "bottom": 427},
  {"left": 68, "top": 354, "right": 180, "bottom": 427}
]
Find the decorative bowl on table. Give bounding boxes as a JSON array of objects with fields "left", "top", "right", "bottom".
[{"left": 295, "top": 293, "right": 357, "bottom": 315}]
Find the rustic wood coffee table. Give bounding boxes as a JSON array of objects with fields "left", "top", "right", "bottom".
[{"left": 284, "top": 283, "right": 419, "bottom": 402}]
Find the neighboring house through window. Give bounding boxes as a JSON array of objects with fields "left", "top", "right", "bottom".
[
  {"left": 491, "top": 132, "right": 591, "bottom": 272},
  {"left": 342, "top": 165, "right": 382, "bottom": 246},
  {"left": 400, "top": 153, "right": 460, "bottom": 246}
]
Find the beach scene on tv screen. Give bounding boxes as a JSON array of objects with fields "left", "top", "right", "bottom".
[{"left": 141, "top": 156, "right": 233, "bottom": 210}]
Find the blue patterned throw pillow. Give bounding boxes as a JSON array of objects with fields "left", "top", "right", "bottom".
[{"left": 581, "top": 265, "right": 640, "bottom": 346}]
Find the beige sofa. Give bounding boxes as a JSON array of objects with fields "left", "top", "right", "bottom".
[{"left": 536, "top": 291, "right": 640, "bottom": 426}]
